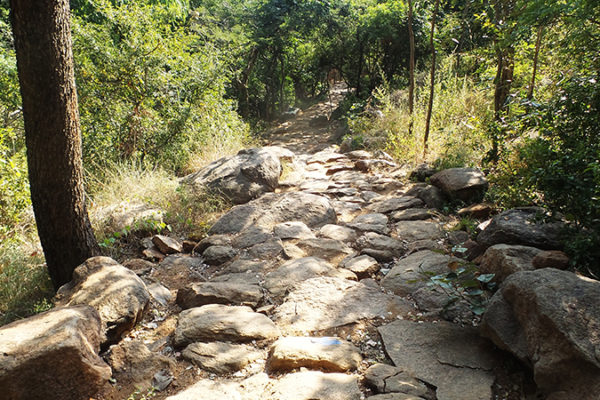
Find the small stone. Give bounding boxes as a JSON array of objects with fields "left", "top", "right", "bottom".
[
  {"left": 147, "top": 282, "right": 172, "bottom": 306},
  {"left": 394, "top": 221, "right": 444, "bottom": 243},
  {"left": 343, "top": 255, "right": 380, "bottom": 279},
  {"left": 176, "top": 282, "right": 263, "bottom": 308},
  {"left": 295, "top": 238, "right": 354, "bottom": 262},
  {"left": 319, "top": 224, "right": 358, "bottom": 242},
  {"left": 182, "top": 240, "right": 197, "bottom": 253},
  {"left": 364, "top": 364, "right": 428, "bottom": 397},
  {"left": 193, "top": 234, "right": 232, "bottom": 254},
  {"left": 202, "top": 245, "right": 237, "bottom": 265},
  {"left": 457, "top": 203, "right": 493, "bottom": 219},
  {"left": 532, "top": 250, "right": 570, "bottom": 270},
  {"left": 152, "top": 234, "right": 183, "bottom": 254},
  {"left": 182, "top": 342, "right": 264, "bottom": 374},
  {"left": 390, "top": 209, "right": 432, "bottom": 222},
  {"left": 269, "top": 336, "right": 362, "bottom": 372},
  {"left": 143, "top": 247, "right": 165, "bottom": 261},
  {"left": 274, "top": 221, "right": 316, "bottom": 240}
]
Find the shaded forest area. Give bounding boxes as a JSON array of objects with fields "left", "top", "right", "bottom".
[{"left": 0, "top": 0, "right": 599, "bottom": 323}]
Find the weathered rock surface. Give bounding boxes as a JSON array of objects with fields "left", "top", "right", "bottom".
[
  {"left": 266, "top": 371, "right": 361, "bottom": 400},
  {"left": 108, "top": 340, "right": 174, "bottom": 388},
  {"left": 55, "top": 256, "right": 150, "bottom": 343},
  {"left": 296, "top": 238, "right": 354, "bottom": 261},
  {"left": 480, "top": 269, "right": 600, "bottom": 396},
  {"left": 209, "top": 192, "right": 337, "bottom": 234},
  {"left": 182, "top": 342, "right": 264, "bottom": 374},
  {"left": 268, "top": 336, "right": 362, "bottom": 372},
  {"left": 364, "top": 364, "right": 428, "bottom": 397},
  {"left": 367, "top": 394, "right": 425, "bottom": 400},
  {"left": 183, "top": 146, "right": 293, "bottom": 204},
  {"left": 152, "top": 234, "right": 183, "bottom": 254},
  {"left": 532, "top": 250, "right": 569, "bottom": 270},
  {"left": 176, "top": 282, "right": 263, "bottom": 308},
  {"left": 394, "top": 221, "right": 444, "bottom": 243},
  {"left": 232, "top": 226, "right": 272, "bottom": 248},
  {"left": 174, "top": 304, "right": 280, "bottom": 347},
  {"left": 390, "top": 208, "right": 432, "bottom": 222},
  {"left": 430, "top": 168, "right": 488, "bottom": 202},
  {"left": 342, "top": 254, "right": 380, "bottom": 279},
  {"left": 274, "top": 221, "right": 316, "bottom": 240},
  {"left": 319, "top": 224, "right": 358, "bottom": 242},
  {"left": 406, "top": 184, "right": 445, "bottom": 210},
  {"left": 275, "top": 277, "right": 412, "bottom": 334},
  {"left": 367, "top": 196, "right": 424, "bottom": 214},
  {"left": 348, "top": 213, "right": 390, "bottom": 234},
  {"left": 479, "top": 244, "right": 542, "bottom": 282},
  {"left": 379, "top": 320, "right": 499, "bottom": 400},
  {"left": 165, "top": 373, "right": 270, "bottom": 400},
  {"left": 0, "top": 306, "right": 111, "bottom": 400},
  {"left": 264, "top": 257, "right": 344, "bottom": 297},
  {"left": 381, "top": 251, "right": 454, "bottom": 296},
  {"left": 202, "top": 245, "right": 237, "bottom": 265},
  {"left": 477, "top": 208, "right": 564, "bottom": 250}
]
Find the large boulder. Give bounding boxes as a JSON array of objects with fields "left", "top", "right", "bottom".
[
  {"left": 55, "top": 256, "right": 150, "bottom": 343},
  {"left": 480, "top": 269, "right": 600, "bottom": 397},
  {"left": 209, "top": 192, "right": 337, "bottom": 235},
  {"left": 479, "top": 244, "right": 543, "bottom": 283},
  {"left": 182, "top": 146, "right": 293, "bottom": 204},
  {"left": 477, "top": 208, "right": 564, "bottom": 250},
  {"left": 429, "top": 167, "right": 488, "bottom": 202},
  {"left": 0, "top": 306, "right": 111, "bottom": 400}
]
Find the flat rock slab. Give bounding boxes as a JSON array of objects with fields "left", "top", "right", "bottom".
[
  {"left": 296, "top": 238, "right": 354, "bottom": 262},
  {"left": 264, "top": 257, "right": 343, "bottom": 297},
  {"left": 367, "top": 196, "right": 424, "bottom": 214},
  {"left": 274, "top": 277, "right": 412, "bottom": 335},
  {"left": 182, "top": 342, "right": 264, "bottom": 374},
  {"left": 381, "top": 250, "right": 455, "bottom": 296},
  {"left": 55, "top": 256, "right": 150, "bottom": 343},
  {"left": 202, "top": 245, "right": 237, "bottom": 265},
  {"left": 319, "top": 224, "right": 358, "bottom": 242},
  {"left": 153, "top": 234, "right": 183, "bottom": 254},
  {"left": 348, "top": 213, "right": 390, "bottom": 234},
  {"left": 430, "top": 168, "right": 488, "bottom": 202},
  {"left": 266, "top": 371, "right": 361, "bottom": 400},
  {"left": 364, "top": 364, "right": 428, "bottom": 397},
  {"left": 367, "top": 394, "right": 426, "bottom": 400},
  {"left": 176, "top": 282, "right": 263, "bottom": 308},
  {"left": 174, "top": 304, "right": 280, "bottom": 347},
  {"left": 343, "top": 254, "right": 380, "bottom": 279},
  {"left": 274, "top": 221, "right": 315, "bottom": 240},
  {"left": 108, "top": 340, "right": 174, "bottom": 388},
  {"left": 0, "top": 306, "right": 111, "bottom": 400},
  {"left": 209, "top": 192, "right": 337, "bottom": 235},
  {"left": 394, "top": 221, "right": 444, "bottom": 243},
  {"left": 479, "top": 244, "right": 543, "bottom": 283},
  {"left": 379, "top": 320, "right": 499, "bottom": 400},
  {"left": 268, "top": 336, "right": 362, "bottom": 372},
  {"left": 390, "top": 208, "right": 433, "bottom": 222},
  {"left": 166, "top": 371, "right": 360, "bottom": 400}
]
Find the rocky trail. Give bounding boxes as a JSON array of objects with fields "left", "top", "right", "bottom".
[{"left": 2, "top": 87, "right": 600, "bottom": 400}]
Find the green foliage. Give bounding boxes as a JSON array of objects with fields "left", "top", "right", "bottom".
[
  {"left": 421, "top": 261, "right": 496, "bottom": 316},
  {"left": 0, "top": 243, "right": 54, "bottom": 326}
]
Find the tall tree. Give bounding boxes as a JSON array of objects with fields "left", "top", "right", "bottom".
[
  {"left": 407, "top": 0, "right": 415, "bottom": 137},
  {"left": 423, "top": 0, "right": 441, "bottom": 157},
  {"left": 10, "top": 0, "right": 100, "bottom": 289}
]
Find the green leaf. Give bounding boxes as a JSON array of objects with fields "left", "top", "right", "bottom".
[{"left": 477, "top": 274, "right": 495, "bottom": 283}]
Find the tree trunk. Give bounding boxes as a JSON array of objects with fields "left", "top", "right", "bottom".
[
  {"left": 407, "top": 0, "right": 415, "bottom": 137},
  {"left": 10, "top": 0, "right": 100, "bottom": 290},
  {"left": 356, "top": 27, "right": 364, "bottom": 96},
  {"left": 423, "top": 0, "right": 440, "bottom": 158},
  {"left": 527, "top": 25, "right": 544, "bottom": 100}
]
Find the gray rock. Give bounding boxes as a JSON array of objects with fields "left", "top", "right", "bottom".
[
  {"left": 367, "top": 196, "right": 424, "bottom": 214},
  {"left": 211, "top": 272, "right": 261, "bottom": 286},
  {"left": 319, "top": 224, "right": 358, "bottom": 242},
  {"left": 247, "top": 237, "right": 284, "bottom": 259},
  {"left": 479, "top": 244, "right": 543, "bottom": 283},
  {"left": 152, "top": 254, "right": 206, "bottom": 289},
  {"left": 348, "top": 213, "right": 389, "bottom": 234},
  {"left": 176, "top": 282, "right": 263, "bottom": 308},
  {"left": 296, "top": 238, "right": 354, "bottom": 262},
  {"left": 266, "top": 371, "right": 361, "bottom": 400},
  {"left": 0, "top": 306, "right": 111, "bottom": 400},
  {"left": 202, "top": 245, "right": 237, "bottom": 265},
  {"left": 457, "top": 203, "right": 493, "bottom": 219},
  {"left": 209, "top": 192, "right": 337, "bottom": 235},
  {"left": 367, "top": 395, "right": 425, "bottom": 400},
  {"left": 405, "top": 184, "right": 445, "bottom": 210},
  {"left": 390, "top": 208, "right": 433, "bottom": 222},
  {"left": 55, "top": 257, "right": 150, "bottom": 343},
  {"left": 193, "top": 234, "right": 232, "bottom": 254},
  {"left": 357, "top": 232, "right": 405, "bottom": 254},
  {"left": 165, "top": 373, "right": 270, "bottom": 400},
  {"left": 183, "top": 146, "right": 293, "bottom": 204},
  {"left": 379, "top": 320, "right": 499, "bottom": 400},
  {"left": 364, "top": 364, "right": 428, "bottom": 397},
  {"left": 147, "top": 282, "right": 172, "bottom": 306},
  {"left": 343, "top": 255, "right": 380, "bottom": 279},
  {"left": 532, "top": 250, "right": 569, "bottom": 270},
  {"left": 347, "top": 150, "right": 373, "bottom": 160},
  {"left": 108, "top": 340, "right": 174, "bottom": 389},
  {"left": 232, "top": 226, "right": 272, "bottom": 248},
  {"left": 182, "top": 342, "right": 264, "bottom": 374},
  {"left": 220, "top": 259, "right": 272, "bottom": 275},
  {"left": 274, "top": 277, "right": 412, "bottom": 335},
  {"left": 174, "top": 304, "right": 280, "bottom": 347},
  {"left": 480, "top": 269, "right": 600, "bottom": 396},
  {"left": 268, "top": 336, "right": 362, "bottom": 372},
  {"left": 409, "top": 163, "right": 437, "bottom": 182},
  {"left": 274, "top": 221, "right": 315, "bottom": 240},
  {"left": 152, "top": 234, "right": 183, "bottom": 254},
  {"left": 264, "top": 257, "right": 342, "bottom": 297},
  {"left": 430, "top": 168, "right": 488, "bottom": 202},
  {"left": 477, "top": 208, "right": 564, "bottom": 250},
  {"left": 394, "top": 221, "right": 444, "bottom": 243},
  {"left": 381, "top": 251, "right": 455, "bottom": 296}
]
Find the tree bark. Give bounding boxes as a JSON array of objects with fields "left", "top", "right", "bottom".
[
  {"left": 423, "top": 0, "right": 440, "bottom": 157},
  {"left": 10, "top": 0, "right": 100, "bottom": 290},
  {"left": 407, "top": 0, "right": 415, "bottom": 137},
  {"left": 527, "top": 25, "right": 544, "bottom": 100}
]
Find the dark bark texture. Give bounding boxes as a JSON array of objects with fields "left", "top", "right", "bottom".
[{"left": 10, "top": 0, "right": 100, "bottom": 290}]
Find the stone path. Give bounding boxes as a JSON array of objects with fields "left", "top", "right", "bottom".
[{"left": 81, "top": 88, "right": 508, "bottom": 400}]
